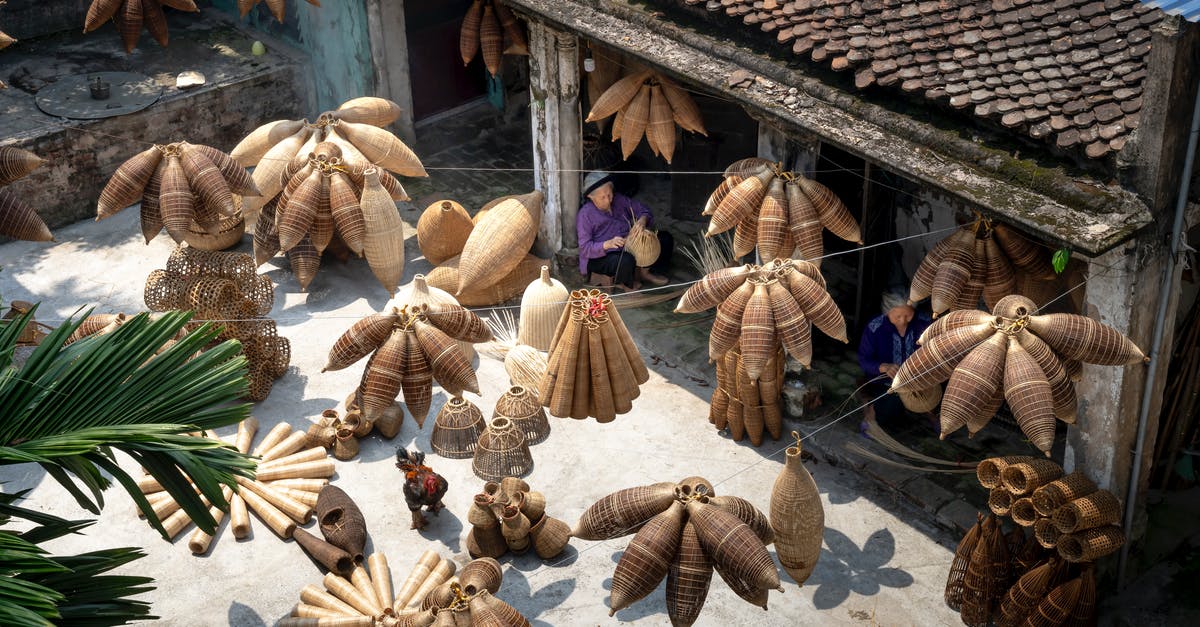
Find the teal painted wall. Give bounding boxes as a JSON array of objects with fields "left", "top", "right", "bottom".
[{"left": 207, "top": 0, "right": 373, "bottom": 114}]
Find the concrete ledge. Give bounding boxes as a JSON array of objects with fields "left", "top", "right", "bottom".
[{"left": 0, "top": 13, "right": 310, "bottom": 229}]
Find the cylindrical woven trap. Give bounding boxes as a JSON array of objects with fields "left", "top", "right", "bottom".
[
  {"left": 431, "top": 397, "right": 486, "bottom": 459},
  {"left": 472, "top": 417, "right": 533, "bottom": 482}
]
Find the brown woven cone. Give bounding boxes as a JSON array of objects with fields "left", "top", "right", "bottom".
[
  {"left": 758, "top": 349, "right": 785, "bottom": 440},
  {"left": 725, "top": 349, "right": 746, "bottom": 441},
  {"left": 324, "top": 312, "right": 398, "bottom": 372},
  {"left": 739, "top": 282, "right": 777, "bottom": 382},
  {"left": 981, "top": 236, "right": 1017, "bottom": 310},
  {"left": 978, "top": 456, "right": 1036, "bottom": 489},
  {"left": 338, "top": 121, "right": 426, "bottom": 178},
  {"left": 1015, "top": 331, "right": 1078, "bottom": 424},
  {"left": 293, "top": 527, "right": 355, "bottom": 577},
  {"left": 738, "top": 363, "right": 764, "bottom": 445},
  {"left": 467, "top": 523, "right": 509, "bottom": 560},
  {"left": 360, "top": 330, "right": 405, "bottom": 423},
  {"left": 1025, "top": 575, "right": 1083, "bottom": 625},
  {"left": 431, "top": 397, "right": 485, "bottom": 459},
  {"left": 1032, "top": 472, "right": 1097, "bottom": 516},
  {"left": 1065, "top": 566, "right": 1096, "bottom": 625},
  {"left": 359, "top": 168, "right": 406, "bottom": 296},
  {"left": 374, "top": 402, "right": 403, "bottom": 439},
  {"left": 771, "top": 443, "right": 824, "bottom": 585},
  {"left": 139, "top": 162, "right": 165, "bottom": 243},
  {"left": 709, "top": 166, "right": 772, "bottom": 237},
  {"left": 708, "top": 495, "right": 773, "bottom": 545},
  {"left": 781, "top": 267, "right": 848, "bottom": 343},
  {"left": 457, "top": 557, "right": 503, "bottom": 596},
  {"left": 476, "top": 590, "right": 531, "bottom": 627},
  {"left": 1001, "top": 459, "right": 1065, "bottom": 496},
  {"left": 703, "top": 177, "right": 732, "bottom": 217},
  {"left": 930, "top": 228, "right": 976, "bottom": 316},
  {"left": 646, "top": 84, "right": 676, "bottom": 163},
  {"left": 586, "top": 69, "right": 651, "bottom": 123},
  {"left": 767, "top": 279, "right": 813, "bottom": 367},
  {"left": 1034, "top": 518, "right": 1061, "bottom": 549},
  {"left": 946, "top": 513, "right": 985, "bottom": 611},
  {"left": 942, "top": 331, "right": 1007, "bottom": 438},
  {"left": 181, "top": 146, "right": 236, "bottom": 219},
  {"left": 1010, "top": 498, "right": 1039, "bottom": 527},
  {"left": 456, "top": 191, "right": 542, "bottom": 295},
  {"left": 1027, "top": 313, "right": 1146, "bottom": 366},
  {"left": 414, "top": 318, "right": 479, "bottom": 396},
  {"left": 989, "top": 487, "right": 1014, "bottom": 516},
  {"left": 328, "top": 171, "right": 365, "bottom": 255},
  {"left": 756, "top": 177, "right": 790, "bottom": 260},
  {"left": 588, "top": 316, "right": 619, "bottom": 423},
  {"left": 459, "top": 0, "right": 483, "bottom": 64},
  {"left": 687, "top": 499, "right": 781, "bottom": 592},
  {"left": 998, "top": 558, "right": 1061, "bottom": 627},
  {"left": 658, "top": 73, "right": 706, "bottom": 135},
  {"left": 472, "top": 417, "right": 533, "bottom": 482},
  {"left": 417, "top": 200, "right": 473, "bottom": 266},
  {"left": 98, "top": 146, "right": 161, "bottom": 218},
  {"left": 574, "top": 482, "right": 677, "bottom": 541},
  {"left": 602, "top": 296, "right": 650, "bottom": 385},
  {"left": 619, "top": 84, "right": 653, "bottom": 161},
  {"left": 540, "top": 306, "right": 580, "bottom": 417},
  {"left": 733, "top": 201, "right": 759, "bottom": 260},
  {"left": 1052, "top": 490, "right": 1121, "bottom": 534},
  {"left": 993, "top": 223, "right": 1052, "bottom": 277},
  {"left": 397, "top": 329, "right": 433, "bottom": 428},
  {"left": 666, "top": 521, "right": 713, "bottom": 626},
  {"left": 529, "top": 514, "right": 573, "bottom": 559},
  {"left": 675, "top": 264, "right": 753, "bottom": 314},
  {"left": 286, "top": 236, "right": 321, "bottom": 291},
  {"left": 609, "top": 501, "right": 686, "bottom": 615},
  {"left": 494, "top": 386, "right": 551, "bottom": 445},
  {"left": 784, "top": 179, "right": 824, "bottom": 264},
  {"left": 710, "top": 281, "right": 754, "bottom": 361},
  {"left": 891, "top": 322, "right": 994, "bottom": 392},
  {"left": 422, "top": 302, "right": 491, "bottom": 343},
  {"left": 918, "top": 309, "right": 994, "bottom": 345},
  {"left": 960, "top": 515, "right": 1010, "bottom": 625},
  {"left": 0, "top": 145, "right": 45, "bottom": 187},
  {"left": 569, "top": 315, "right": 595, "bottom": 420},
  {"left": 898, "top": 385, "right": 943, "bottom": 413},
  {"left": 796, "top": 175, "right": 861, "bottom": 244},
  {"left": 316, "top": 486, "right": 367, "bottom": 564}
]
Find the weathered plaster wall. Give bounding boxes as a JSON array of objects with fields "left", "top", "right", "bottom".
[{"left": 0, "top": 0, "right": 91, "bottom": 40}]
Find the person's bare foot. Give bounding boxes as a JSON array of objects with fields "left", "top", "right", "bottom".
[{"left": 637, "top": 267, "right": 669, "bottom": 286}]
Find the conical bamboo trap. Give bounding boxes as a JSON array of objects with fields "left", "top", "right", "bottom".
[
  {"left": 392, "top": 273, "right": 477, "bottom": 362},
  {"left": 236, "top": 0, "right": 321, "bottom": 25},
  {"left": 709, "top": 342, "right": 786, "bottom": 445},
  {"left": 143, "top": 246, "right": 289, "bottom": 401},
  {"left": 472, "top": 417, "right": 533, "bottom": 482},
  {"left": 431, "top": 396, "right": 486, "bottom": 459},
  {"left": 701, "top": 158, "right": 862, "bottom": 262},
  {"left": 891, "top": 294, "right": 1146, "bottom": 456},
  {"left": 517, "top": 266, "right": 567, "bottom": 351},
  {"left": 82, "top": 0, "right": 203, "bottom": 53},
  {"left": 325, "top": 303, "right": 491, "bottom": 429},
  {"left": 95, "top": 141, "right": 257, "bottom": 250},
  {"left": 909, "top": 219, "right": 1057, "bottom": 317},
  {"left": 493, "top": 385, "right": 551, "bottom": 446},
  {"left": 133, "top": 417, "right": 336, "bottom": 554},
  {"left": 586, "top": 69, "right": 707, "bottom": 163},
  {"left": 575, "top": 478, "right": 781, "bottom": 624},
  {"left": 416, "top": 200, "right": 473, "bottom": 266},
  {"left": 536, "top": 289, "right": 650, "bottom": 422},
  {"left": 427, "top": 253, "right": 546, "bottom": 307},
  {"left": 770, "top": 437, "right": 824, "bottom": 587},
  {"left": 459, "top": 0, "right": 529, "bottom": 77},
  {"left": 0, "top": 146, "right": 53, "bottom": 242},
  {"left": 464, "top": 477, "right": 572, "bottom": 561},
  {"left": 676, "top": 258, "right": 849, "bottom": 373},
  {"left": 280, "top": 548, "right": 533, "bottom": 627},
  {"left": 450, "top": 190, "right": 543, "bottom": 297}
]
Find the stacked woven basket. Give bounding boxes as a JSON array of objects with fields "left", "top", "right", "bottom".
[
  {"left": 144, "top": 246, "right": 290, "bottom": 401},
  {"left": 703, "top": 158, "right": 862, "bottom": 262},
  {"left": 0, "top": 146, "right": 52, "bottom": 242},
  {"left": 890, "top": 294, "right": 1146, "bottom": 455},
  {"left": 97, "top": 141, "right": 256, "bottom": 250},
  {"left": 459, "top": 0, "right": 528, "bottom": 77},
  {"left": 432, "top": 386, "right": 550, "bottom": 471},
  {"left": 464, "top": 476, "right": 572, "bottom": 561},
  {"left": 537, "top": 289, "right": 649, "bottom": 422},
  {"left": 585, "top": 69, "right": 707, "bottom": 163}
]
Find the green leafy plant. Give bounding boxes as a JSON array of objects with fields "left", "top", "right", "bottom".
[
  {"left": 0, "top": 306, "right": 256, "bottom": 626},
  {"left": 1052, "top": 247, "right": 1071, "bottom": 274}
]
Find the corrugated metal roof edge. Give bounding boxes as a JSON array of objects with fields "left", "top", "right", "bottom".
[{"left": 1141, "top": 1, "right": 1200, "bottom": 22}]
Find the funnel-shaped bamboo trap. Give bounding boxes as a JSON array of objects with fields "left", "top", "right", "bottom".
[
  {"left": 770, "top": 439, "right": 824, "bottom": 587},
  {"left": 699, "top": 158, "right": 862, "bottom": 262},
  {"left": 465, "top": 477, "right": 572, "bottom": 561},
  {"left": 586, "top": 69, "right": 707, "bottom": 163},
  {"left": 233, "top": 0, "right": 322, "bottom": 25},
  {"left": 83, "top": 0, "right": 209, "bottom": 52},
  {"left": 709, "top": 342, "right": 786, "bottom": 446},
  {"left": 0, "top": 146, "right": 53, "bottom": 242},
  {"left": 143, "top": 246, "right": 289, "bottom": 401},
  {"left": 892, "top": 295, "right": 1146, "bottom": 456},
  {"left": 574, "top": 477, "right": 780, "bottom": 624},
  {"left": 459, "top": 0, "right": 529, "bottom": 77},
  {"left": 537, "top": 289, "right": 650, "bottom": 422}
]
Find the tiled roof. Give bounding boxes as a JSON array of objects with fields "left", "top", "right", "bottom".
[{"left": 678, "top": 0, "right": 1166, "bottom": 159}]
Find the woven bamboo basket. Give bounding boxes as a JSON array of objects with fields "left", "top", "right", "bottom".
[
  {"left": 458, "top": 557, "right": 503, "bottom": 596},
  {"left": 930, "top": 228, "right": 976, "bottom": 316},
  {"left": 687, "top": 499, "right": 781, "bottom": 592},
  {"left": 977, "top": 456, "right": 1036, "bottom": 489},
  {"left": 619, "top": 84, "right": 652, "bottom": 160},
  {"left": 988, "top": 487, "right": 1013, "bottom": 516},
  {"left": 1057, "top": 525, "right": 1124, "bottom": 562},
  {"left": 587, "top": 69, "right": 651, "bottom": 123},
  {"left": 658, "top": 73, "right": 707, "bottom": 135},
  {"left": 1032, "top": 471, "right": 1097, "bottom": 516},
  {"left": 708, "top": 167, "right": 773, "bottom": 237},
  {"left": 780, "top": 266, "right": 848, "bottom": 343},
  {"left": 891, "top": 322, "right": 994, "bottom": 392},
  {"left": 981, "top": 236, "right": 1016, "bottom": 310},
  {"left": 1010, "top": 498, "right": 1040, "bottom": 527},
  {"left": 993, "top": 223, "right": 1052, "bottom": 278},
  {"left": 959, "top": 515, "right": 1010, "bottom": 625},
  {"left": 1001, "top": 459, "right": 1064, "bottom": 496},
  {"left": 479, "top": 4, "right": 503, "bottom": 76},
  {"left": 665, "top": 521, "right": 712, "bottom": 626},
  {"left": 335, "top": 97, "right": 403, "bottom": 128},
  {"left": 494, "top": 1, "right": 528, "bottom": 55},
  {"left": 1015, "top": 331, "right": 1078, "bottom": 424},
  {"left": 897, "top": 385, "right": 943, "bottom": 413},
  {"left": 609, "top": 501, "right": 686, "bottom": 614},
  {"left": 997, "top": 558, "right": 1061, "bottom": 627},
  {"left": 518, "top": 266, "right": 568, "bottom": 351},
  {"left": 709, "top": 495, "right": 773, "bottom": 545},
  {"left": 228, "top": 119, "right": 300, "bottom": 167},
  {"left": 245, "top": 125, "right": 310, "bottom": 215},
  {"left": 1069, "top": 566, "right": 1096, "bottom": 623},
  {"left": 771, "top": 442, "right": 824, "bottom": 585},
  {"left": 645, "top": 83, "right": 676, "bottom": 162},
  {"left": 393, "top": 273, "right": 475, "bottom": 363},
  {"left": 431, "top": 396, "right": 485, "bottom": 459},
  {"left": 417, "top": 200, "right": 473, "bottom": 265},
  {"left": 460, "top": 0, "right": 483, "bottom": 64},
  {"left": 97, "top": 146, "right": 160, "bottom": 218},
  {"left": 336, "top": 120, "right": 426, "bottom": 178},
  {"left": 324, "top": 311, "right": 398, "bottom": 372},
  {"left": 472, "top": 417, "right": 533, "bottom": 482},
  {"left": 529, "top": 514, "right": 572, "bottom": 559},
  {"left": 293, "top": 527, "right": 355, "bottom": 576},
  {"left": 739, "top": 281, "right": 777, "bottom": 381},
  {"left": 753, "top": 177, "right": 789, "bottom": 260},
  {"left": 286, "top": 236, "right": 321, "bottom": 291},
  {"left": 493, "top": 385, "right": 550, "bottom": 445},
  {"left": 501, "top": 506, "right": 532, "bottom": 554},
  {"left": 766, "top": 277, "right": 813, "bottom": 367},
  {"left": 625, "top": 224, "right": 662, "bottom": 267},
  {"left": 709, "top": 281, "right": 755, "bottom": 360},
  {"left": 573, "top": 482, "right": 677, "bottom": 541},
  {"left": 316, "top": 486, "right": 367, "bottom": 564},
  {"left": 674, "top": 264, "right": 753, "bottom": 314},
  {"left": 358, "top": 168, "right": 405, "bottom": 296},
  {"left": 796, "top": 175, "right": 861, "bottom": 245},
  {"left": 1026, "top": 313, "right": 1146, "bottom": 366},
  {"left": 909, "top": 235, "right": 954, "bottom": 304},
  {"left": 0, "top": 146, "right": 45, "bottom": 189},
  {"left": 1052, "top": 490, "right": 1121, "bottom": 534},
  {"left": 942, "top": 330, "right": 1007, "bottom": 438},
  {"left": 1034, "top": 518, "right": 1061, "bottom": 549},
  {"left": 455, "top": 191, "right": 543, "bottom": 295},
  {"left": 359, "top": 330, "right": 405, "bottom": 422},
  {"left": 397, "top": 328, "right": 433, "bottom": 427},
  {"left": 413, "top": 317, "right": 479, "bottom": 397},
  {"left": 182, "top": 216, "right": 245, "bottom": 251}
]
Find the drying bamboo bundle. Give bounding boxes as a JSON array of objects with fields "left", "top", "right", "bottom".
[
  {"left": 417, "top": 200, "right": 473, "bottom": 265},
  {"left": 537, "top": 289, "right": 650, "bottom": 422},
  {"left": 326, "top": 304, "right": 487, "bottom": 428},
  {"left": 428, "top": 253, "right": 546, "bottom": 307},
  {"left": 493, "top": 385, "right": 551, "bottom": 445},
  {"left": 464, "top": 477, "right": 572, "bottom": 561},
  {"left": 454, "top": 191, "right": 543, "bottom": 295},
  {"left": 459, "top": 0, "right": 528, "bottom": 76},
  {"left": 576, "top": 477, "right": 780, "bottom": 623},
  {"left": 910, "top": 220, "right": 1055, "bottom": 316},
  {"left": 892, "top": 294, "right": 1146, "bottom": 455},
  {"left": 82, "top": 0, "right": 203, "bottom": 52},
  {"left": 708, "top": 342, "right": 786, "bottom": 445},
  {"left": 586, "top": 70, "right": 706, "bottom": 163},
  {"left": 0, "top": 146, "right": 51, "bottom": 241},
  {"left": 518, "top": 266, "right": 568, "bottom": 351},
  {"left": 431, "top": 396, "right": 486, "bottom": 459},
  {"left": 699, "top": 159, "right": 861, "bottom": 262},
  {"left": 770, "top": 439, "right": 824, "bottom": 586},
  {"left": 676, "top": 258, "right": 847, "bottom": 373},
  {"left": 143, "top": 246, "right": 288, "bottom": 401},
  {"left": 471, "top": 417, "right": 533, "bottom": 482}
]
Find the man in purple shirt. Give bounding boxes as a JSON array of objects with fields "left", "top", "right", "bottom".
[{"left": 577, "top": 171, "right": 674, "bottom": 291}]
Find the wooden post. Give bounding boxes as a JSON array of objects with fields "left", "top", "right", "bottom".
[
  {"left": 528, "top": 19, "right": 564, "bottom": 254},
  {"left": 364, "top": 0, "right": 418, "bottom": 146}
]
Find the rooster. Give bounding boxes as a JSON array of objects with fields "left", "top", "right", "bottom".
[{"left": 395, "top": 448, "right": 448, "bottom": 530}]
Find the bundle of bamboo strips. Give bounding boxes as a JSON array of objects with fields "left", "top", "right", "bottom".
[
  {"left": 0, "top": 146, "right": 53, "bottom": 242},
  {"left": 585, "top": 70, "right": 707, "bottom": 163},
  {"left": 464, "top": 477, "right": 571, "bottom": 561},
  {"left": 536, "top": 289, "right": 650, "bottom": 422}
]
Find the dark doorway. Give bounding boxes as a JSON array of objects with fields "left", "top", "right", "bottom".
[{"left": 405, "top": 0, "right": 489, "bottom": 121}]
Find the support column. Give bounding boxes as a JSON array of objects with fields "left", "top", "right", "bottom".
[
  {"left": 528, "top": 20, "right": 563, "bottom": 253},
  {"left": 365, "top": 0, "right": 417, "bottom": 146},
  {"left": 757, "top": 121, "right": 791, "bottom": 165},
  {"left": 556, "top": 32, "right": 582, "bottom": 250}
]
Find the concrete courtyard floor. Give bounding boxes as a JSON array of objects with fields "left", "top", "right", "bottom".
[{"left": 0, "top": 204, "right": 962, "bottom": 625}]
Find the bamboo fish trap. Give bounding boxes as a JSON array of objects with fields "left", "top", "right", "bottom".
[
  {"left": 537, "top": 289, "right": 650, "bottom": 422},
  {"left": 459, "top": 0, "right": 529, "bottom": 76},
  {"left": 0, "top": 146, "right": 53, "bottom": 242},
  {"left": 771, "top": 437, "right": 824, "bottom": 586},
  {"left": 83, "top": 0, "right": 208, "bottom": 52},
  {"left": 454, "top": 191, "right": 543, "bottom": 296},
  {"left": 709, "top": 342, "right": 786, "bottom": 445},
  {"left": 417, "top": 200, "right": 473, "bottom": 265},
  {"left": 892, "top": 294, "right": 1146, "bottom": 456},
  {"left": 431, "top": 396, "right": 486, "bottom": 459},
  {"left": 575, "top": 477, "right": 780, "bottom": 624},
  {"left": 586, "top": 69, "right": 707, "bottom": 163},
  {"left": 518, "top": 266, "right": 568, "bottom": 351},
  {"left": 700, "top": 158, "right": 862, "bottom": 262},
  {"left": 464, "top": 477, "right": 572, "bottom": 561},
  {"left": 233, "top": 0, "right": 321, "bottom": 24}
]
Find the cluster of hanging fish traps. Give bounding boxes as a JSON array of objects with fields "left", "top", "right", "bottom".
[
  {"left": 711, "top": 342, "right": 786, "bottom": 446},
  {"left": 96, "top": 141, "right": 258, "bottom": 249},
  {"left": 234, "top": 99, "right": 422, "bottom": 293},
  {"left": 703, "top": 157, "right": 862, "bottom": 262},
  {"left": 585, "top": 69, "right": 707, "bottom": 163},
  {"left": 891, "top": 294, "right": 1146, "bottom": 455},
  {"left": 324, "top": 302, "right": 492, "bottom": 430},
  {"left": 144, "top": 246, "right": 289, "bottom": 401},
  {"left": 574, "top": 477, "right": 781, "bottom": 625},
  {"left": 416, "top": 191, "right": 546, "bottom": 306},
  {"left": 459, "top": 0, "right": 528, "bottom": 77},
  {"left": 978, "top": 457, "right": 1126, "bottom": 565},
  {"left": 238, "top": 0, "right": 321, "bottom": 24},
  {"left": 909, "top": 218, "right": 1056, "bottom": 317},
  {"left": 0, "top": 146, "right": 52, "bottom": 241},
  {"left": 536, "top": 289, "right": 649, "bottom": 422},
  {"left": 677, "top": 258, "right": 849, "bottom": 370},
  {"left": 83, "top": 0, "right": 198, "bottom": 53},
  {"left": 464, "top": 477, "right": 572, "bottom": 562}
]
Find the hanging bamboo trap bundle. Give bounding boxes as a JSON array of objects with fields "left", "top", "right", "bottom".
[
  {"left": 459, "top": 0, "right": 529, "bottom": 77},
  {"left": 586, "top": 69, "right": 707, "bottom": 163},
  {"left": 908, "top": 218, "right": 1055, "bottom": 317},
  {"left": 431, "top": 396, "right": 486, "bottom": 459},
  {"left": 574, "top": 477, "right": 780, "bottom": 624},
  {"left": 464, "top": 477, "right": 571, "bottom": 561},
  {"left": 518, "top": 266, "right": 568, "bottom": 351},
  {"left": 892, "top": 294, "right": 1146, "bottom": 456},
  {"left": 537, "top": 289, "right": 650, "bottom": 422},
  {"left": 709, "top": 342, "right": 786, "bottom": 445},
  {"left": 471, "top": 417, "right": 533, "bottom": 482},
  {"left": 699, "top": 158, "right": 862, "bottom": 262},
  {"left": 417, "top": 199, "right": 474, "bottom": 265},
  {"left": 392, "top": 273, "right": 477, "bottom": 362},
  {"left": 325, "top": 303, "right": 489, "bottom": 428},
  {"left": 0, "top": 146, "right": 53, "bottom": 242},
  {"left": 133, "top": 418, "right": 336, "bottom": 554},
  {"left": 82, "top": 0, "right": 205, "bottom": 53},
  {"left": 233, "top": 0, "right": 320, "bottom": 25},
  {"left": 676, "top": 258, "right": 847, "bottom": 374}
]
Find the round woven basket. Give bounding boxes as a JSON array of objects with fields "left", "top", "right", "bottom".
[
  {"left": 493, "top": 386, "right": 551, "bottom": 446},
  {"left": 431, "top": 397, "right": 486, "bottom": 459},
  {"left": 624, "top": 227, "right": 660, "bottom": 267},
  {"left": 182, "top": 217, "right": 246, "bottom": 251},
  {"left": 471, "top": 417, "right": 533, "bottom": 482}
]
